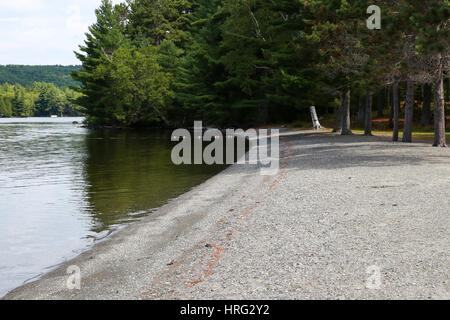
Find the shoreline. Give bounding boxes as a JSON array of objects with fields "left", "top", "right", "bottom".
[
  {"left": 3, "top": 142, "right": 266, "bottom": 299},
  {"left": 4, "top": 131, "right": 449, "bottom": 300}
]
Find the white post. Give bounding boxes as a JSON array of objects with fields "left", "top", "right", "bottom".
[{"left": 310, "top": 106, "right": 322, "bottom": 130}]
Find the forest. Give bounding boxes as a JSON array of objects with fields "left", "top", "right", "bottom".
[
  {"left": 73, "top": 0, "right": 449, "bottom": 145},
  {"left": 0, "top": 82, "right": 83, "bottom": 118},
  {"left": 0, "top": 65, "right": 80, "bottom": 88},
  {"left": 0, "top": 65, "right": 83, "bottom": 117}
]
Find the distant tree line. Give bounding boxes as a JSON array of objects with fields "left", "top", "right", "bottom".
[
  {"left": 73, "top": 0, "right": 449, "bottom": 146},
  {"left": 0, "top": 65, "right": 81, "bottom": 88},
  {"left": 0, "top": 82, "right": 83, "bottom": 117}
]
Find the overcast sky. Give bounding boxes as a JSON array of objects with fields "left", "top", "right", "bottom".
[{"left": 0, "top": 0, "right": 122, "bottom": 65}]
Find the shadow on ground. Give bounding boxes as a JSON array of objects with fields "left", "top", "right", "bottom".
[{"left": 278, "top": 132, "right": 449, "bottom": 171}]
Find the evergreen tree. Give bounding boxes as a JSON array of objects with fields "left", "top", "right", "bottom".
[
  {"left": 382, "top": 0, "right": 449, "bottom": 145},
  {"left": 128, "top": 0, "right": 193, "bottom": 46},
  {"left": 69, "top": 0, "right": 449, "bottom": 133},
  {"left": 175, "top": 0, "right": 234, "bottom": 126},
  {"left": 72, "top": 0, "right": 128, "bottom": 125}
]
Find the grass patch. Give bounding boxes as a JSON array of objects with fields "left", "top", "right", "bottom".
[{"left": 351, "top": 129, "right": 450, "bottom": 142}]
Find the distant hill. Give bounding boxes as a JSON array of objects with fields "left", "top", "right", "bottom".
[{"left": 0, "top": 65, "right": 81, "bottom": 87}]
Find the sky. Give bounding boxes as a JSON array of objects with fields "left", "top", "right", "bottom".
[{"left": 0, "top": 0, "right": 122, "bottom": 65}]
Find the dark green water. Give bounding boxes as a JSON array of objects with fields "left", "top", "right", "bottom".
[{"left": 0, "top": 117, "right": 224, "bottom": 297}]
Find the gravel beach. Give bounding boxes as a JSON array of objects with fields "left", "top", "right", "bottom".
[{"left": 4, "top": 132, "right": 449, "bottom": 300}]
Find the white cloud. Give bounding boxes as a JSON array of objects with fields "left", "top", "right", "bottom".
[
  {"left": 0, "top": 0, "right": 125, "bottom": 65},
  {"left": 0, "top": 17, "right": 21, "bottom": 22},
  {"left": 0, "top": 0, "right": 44, "bottom": 11},
  {"left": 66, "top": 5, "right": 89, "bottom": 35}
]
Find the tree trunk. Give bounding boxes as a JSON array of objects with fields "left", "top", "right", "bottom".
[
  {"left": 446, "top": 77, "right": 450, "bottom": 102},
  {"left": 389, "top": 105, "right": 394, "bottom": 128},
  {"left": 420, "top": 84, "right": 432, "bottom": 126},
  {"left": 402, "top": 79, "right": 415, "bottom": 143},
  {"left": 341, "top": 87, "right": 352, "bottom": 135},
  {"left": 364, "top": 91, "right": 372, "bottom": 136},
  {"left": 377, "top": 90, "right": 383, "bottom": 117},
  {"left": 357, "top": 95, "right": 365, "bottom": 124},
  {"left": 386, "top": 86, "right": 393, "bottom": 127},
  {"left": 333, "top": 93, "right": 343, "bottom": 133},
  {"left": 257, "top": 69, "right": 269, "bottom": 125},
  {"left": 433, "top": 72, "right": 447, "bottom": 147},
  {"left": 392, "top": 82, "right": 400, "bottom": 141},
  {"left": 151, "top": 105, "right": 170, "bottom": 127},
  {"left": 257, "top": 100, "right": 269, "bottom": 124}
]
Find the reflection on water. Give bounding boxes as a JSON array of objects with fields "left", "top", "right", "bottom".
[
  {"left": 83, "top": 129, "right": 225, "bottom": 230},
  {"left": 0, "top": 117, "right": 224, "bottom": 297}
]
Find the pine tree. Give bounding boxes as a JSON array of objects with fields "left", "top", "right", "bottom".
[
  {"left": 384, "top": 0, "right": 449, "bottom": 145},
  {"left": 306, "top": 0, "right": 373, "bottom": 135},
  {"left": 172, "top": 0, "right": 230, "bottom": 126},
  {"left": 128, "top": 0, "right": 193, "bottom": 46},
  {"left": 71, "top": 0, "right": 128, "bottom": 125}
]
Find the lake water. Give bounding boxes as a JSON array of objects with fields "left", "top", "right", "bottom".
[{"left": 0, "top": 117, "right": 224, "bottom": 297}]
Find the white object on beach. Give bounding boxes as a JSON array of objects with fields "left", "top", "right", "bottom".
[{"left": 310, "top": 106, "right": 322, "bottom": 130}]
